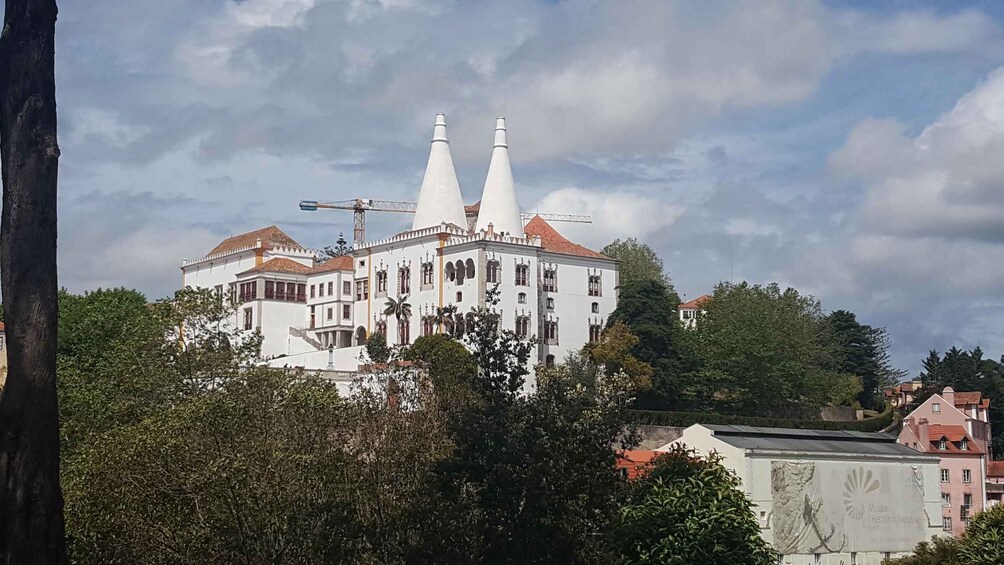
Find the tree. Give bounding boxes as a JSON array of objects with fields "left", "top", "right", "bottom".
[
  {"left": 601, "top": 238, "right": 674, "bottom": 290},
  {"left": 583, "top": 321, "right": 653, "bottom": 392},
  {"left": 365, "top": 332, "right": 391, "bottom": 365},
  {"left": 958, "top": 504, "right": 1004, "bottom": 565},
  {"left": 383, "top": 295, "right": 412, "bottom": 322},
  {"left": 319, "top": 233, "right": 351, "bottom": 260},
  {"left": 614, "top": 445, "right": 776, "bottom": 565},
  {"left": 884, "top": 537, "right": 962, "bottom": 565},
  {"left": 434, "top": 304, "right": 458, "bottom": 336},
  {"left": 0, "top": 0, "right": 66, "bottom": 562},
  {"left": 827, "top": 310, "right": 904, "bottom": 410}
]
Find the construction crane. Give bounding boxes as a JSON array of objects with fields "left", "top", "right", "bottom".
[{"left": 299, "top": 198, "right": 591, "bottom": 245}]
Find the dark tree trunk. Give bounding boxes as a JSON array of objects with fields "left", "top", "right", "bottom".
[{"left": 0, "top": 0, "right": 66, "bottom": 563}]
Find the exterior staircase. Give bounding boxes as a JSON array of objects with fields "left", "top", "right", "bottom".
[{"left": 289, "top": 326, "right": 324, "bottom": 350}]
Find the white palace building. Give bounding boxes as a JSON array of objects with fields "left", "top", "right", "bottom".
[{"left": 180, "top": 114, "right": 619, "bottom": 381}]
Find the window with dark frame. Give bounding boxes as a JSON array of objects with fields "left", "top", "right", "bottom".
[
  {"left": 515, "top": 315, "right": 530, "bottom": 339},
  {"left": 343, "top": 305, "right": 351, "bottom": 320},
  {"left": 515, "top": 264, "right": 529, "bottom": 286},
  {"left": 243, "top": 308, "right": 253, "bottom": 331},
  {"left": 486, "top": 260, "right": 500, "bottom": 284},
  {"left": 588, "top": 274, "right": 601, "bottom": 296},
  {"left": 399, "top": 266, "right": 411, "bottom": 294},
  {"left": 544, "top": 320, "right": 558, "bottom": 345},
  {"left": 310, "top": 284, "right": 316, "bottom": 298},
  {"left": 343, "top": 281, "right": 351, "bottom": 295},
  {"left": 328, "top": 281, "right": 333, "bottom": 295},
  {"left": 543, "top": 267, "right": 557, "bottom": 292},
  {"left": 589, "top": 324, "right": 602, "bottom": 343}
]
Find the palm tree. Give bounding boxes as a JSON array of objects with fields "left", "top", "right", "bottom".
[
  {"left": 434, "top": 304, "right": 457, "bottom": 335},
  {"left": 383, "top": 294, "right": 412, "bottom": 322}
]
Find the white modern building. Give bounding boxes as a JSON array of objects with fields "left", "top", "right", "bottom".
[
  {"left": 663, "top": 424, "right": 943, "bottom": 565},
  {"left": 181, "top": 114, "right": 619, "bottom": 385}
]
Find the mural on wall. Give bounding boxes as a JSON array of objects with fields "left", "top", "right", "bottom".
[{"left": 770, "top": 461, "right": 927, "bottom": 554}]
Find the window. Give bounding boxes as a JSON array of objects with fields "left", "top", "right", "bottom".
[
  {"left": 399, "top": 266, "right": 411, "bottom": 294},
  {"left": 961, "top": 438, "right": 969, "bottom": 450},
  {"left": 515, "top": 264, "right": 529, "bottom": 286},
  {"left": 939, "top": 439, "right": 947, "bottom": 451},
  {"left": 343, "top": 281, "right": 352, "bottom": 296},
  {"left": 543, "top": 267, "right": 557, "bottom": 292},
  {"left": 376, "top": 270, "right": 388, "bottom": 295},
  {"left": 422, "top": 317, "right": 434, "bottom": 337},
  {"left": 296, "top": 284, "right": 306, "bottom": 302},
  {"left": 327, "top": 308, "right": 333, "bottom": 321},
  {"left": 964, "top": 493, "right": 972, "bottom": 508},
  {"left": 398, "top": 319, "right": 410, "bottom": 345},
  {"left": 943, "top": 493, "right": 951, "bottom": 507},
  {"left": 355, "top": 280, "right": 369, "bottom": 301},
  {"left": 327, "top": 281, "right": 333, "bottom": 296},
  {"left": 421, "top": 262, "right": 434, "bottom": 287},
  {"left": 933, "top": 403, "right": 941, "bottom": 413},
  {"left": 239, "top": 281, "right": 258, "bottom": 302},
  {"left": 310, "top": 284, "right": 316, "bottom": 298},
  {"left": 343, "top": 305, "right": 351, "bottom": 320},
  {"left": 375, "top": 320, "right": 387, "bottom": 337},
  {"left": 588, "top": 274, "right": 601, "bottom": 296},
  {"left": 243, "top": 308, "right": 253, "bottom": 331},
  {"left": 591, "top": 302, "right": 599, "bottom": 314},
  {"left": 516, "top": 315, "right": 530, "bottom": 339},
  {"left": 318, "top": 283, "right": 324, "bottom": 297},
  {"left": 265, "top": 280, "right": 275, "bottom": 299},
  {"left": 941, "top": 469, "right": 950, "bottom": 483},
  {"left": 275, "top": 282, "right": 286, "bottom": 300},
  {"left": 546, "top": 297, "right": 554, "bottom": 310},
  {"left": 486, "top": 260, "right": 500, "bottom": 284},
  {"left": 457, "top": 291, "right": 463, "bottom": 302},
  {"left": 0, "top": 336, "right": 4, "bottom": 351},
  {"left": 943, "top": 517, "right": 952, "bottom": 532},
  {"left": 963, "top": 469, "right": 972, "bottom": 484},
  {"left": 589, "top": 324, "right": 602, "bottom": 343},
  {"left": 518, "top": 292, "right": 527, "bottom": 304},
  {"left": 544, "top": 320, "right": 558, "bottom": 345},
  {"left": 359, "top": 259, "right": 365, "bottom": 267},
  {"left": 545, "top": 354, "right": 555, "bottom": 367}
]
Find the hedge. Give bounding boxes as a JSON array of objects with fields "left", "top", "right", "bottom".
[{"left": 627, "top": 403, "right": 895, "bottom": 433}]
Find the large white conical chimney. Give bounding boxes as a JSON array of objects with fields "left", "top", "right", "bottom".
[
  {"left": 475, "top": 117, "right": 522, "bottom": 236},
  {"left": 412, "top": 113, "right": 468, "bottom": 231}
]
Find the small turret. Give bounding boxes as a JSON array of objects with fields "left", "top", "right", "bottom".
[{"left": 412, "top": 113, "right": 468, "bottom": 231}]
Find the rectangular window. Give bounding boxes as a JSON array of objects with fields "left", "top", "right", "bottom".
[
  {"left": 265, "top": 280, "right": 275, "bottom": 299},
  {"left": 486, "top": 261, "right": 499, "bottom": 284},
  {"left": 515, "top": 264, "right": 529, "bottom": 286},
  {"left": 963, "top": 469, "right": 972, "bottom": 483},
  {"left": 342, "top": 305, "right": 351, "bottom": 320},
  {"left": 939, "top": 439, "right": 947, "bottom": 450},
  {"left": 544, "top": 320, "right": 558, "bottom": 345},
  {"left": 327, "top": 308, "right": 333, "bottom": 321},
  {"left": 275, "top": 282, "right": 286, "bottom": 300},
  {"left": 941, "top": 469, "right": 950, "bottom": 483},
  {"left": 942, "top": 493, "right": 951, "bottom": 507},
  {"left": 343, "top": 281, "right": 351, "bottom": 296},
  {"left": 421, "top": 262, "right": 435, "bottom": 287},
  {"left": 933, "top": 403, "right": 941, "bottom": 413},
  {"left": 589, "top": 324, "right": 602, "bottom": 343},
  {"left": 399, "top": 267, "right": 411, "bottom": 294},
  {"left": 543, "top": 268, "right": 557, "bottom": 292},
  {"left": 398, "top": 319, "right": 410, "bottom": 345},
  {"left": 328, "top": 281, "right": 333, "bottom": 295},
  {"left": 516, "top": 316, "right": 530, "bottom": 339},
  {"left": 588, "top": 275, "right": 601, "bottom": 296},
  {"left": 961, "top": 438, "right": 969, "bottom": 450},
  {"left": 356, "top": 280, "right": 369, "bottom": 301},
  {"left": 518, "top": 292, "right": 527, "bottom": 304},
  {"left": 310, "top": 284, "right": 316, "bottom": 298},
  {"left": 943, "top": 517, "right": 952, "bottom": 532},
  {"left": 376, "top": 270, "right": 388, "bottom": 295},
  {"left": 964, "top": 494, "right": 972, "bottom": 507},
  {"left": 318, "top": 283, "right": 324, "bottom": 297},
  {"left": 243, "top": 308, "right": 253, "bottom": 331},
  {"left": 296, "top": 284, "right": 306, "bottom": 302}
]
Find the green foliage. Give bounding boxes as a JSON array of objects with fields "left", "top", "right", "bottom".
[
  {"left": 402, "top": 333, "right": 476, "bottom": 393},
  {"left": 827, "top": 310, "right": 906, "bottom": 410},
  {"left": 382, "top": 294, "right": 412, "bottom": 321},
  {"left": 602, "top": 237, "right": 674, "bottom": 289},
  {"left": 614, "top": 445, "right": 775, "bottom": 565},
  {"left": 365, "top": 332, "right": 391, "bottom": 364},
  {"left": 883, "top": 537, "right": 962, "bottom": 565},
  {"left": 958, "top": 504, "right": 1004, "bottom": 564},
  {"left": 627, "top": 402, "right": 895, "bottom": 432},
  {"left": 319, "top": 233, "right": 351, "bottom": 259},
  {"left": 584, "top": 321, "right": 654, "bottom": 391}
]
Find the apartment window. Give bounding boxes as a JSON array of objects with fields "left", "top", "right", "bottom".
[
  {"left": 355, "top": 280, "right": 369, "bottom": 301},
  {"left": 318, "top": 283, "right": 324, "bottom": 297},
  {"left": 343, "top": 281, "right": 352, "bottom": 296},
  {"left": 589, "top": 324, "right": 602, "bottom": 343},
  {"left": 943, "top": 493, "right": 951, "bottom": 507},
  {"left": 961, "top": 438, "right": 969, "bottom": 450},
  {"left": 515, "top": 315, "right": 530, "bottom": 339},
  {"left": 941, "top": 469, "right": 950, "bottom": 483},
  {"left": 943, "top": 517, "right": 952, "bottom": 532},
  {"left": 376, "top": 270, "right": 388, "bottom": 295},
  {"left": 518, "top": 292, "right": 527, "bottom": 304},
  {"left": 544, "top": 320, "right": 558, "bottom": 345},
  {"left": 421, "top": 262, "right": 434, "bottom": 287},
  {"left": 543, "top": 267, "right": 557, "bottom": 292},
  {"left": 398, "top": 319, "right": 410, "bottom": 345},
  {"left": 591, "top": 302, "right": 599, "bottom": 314},
  {"left": 243, "top": 308, "right": 253, "bottom": 331},
  {"left": 343, "top": 305, "right": 351, "bottom": 320},
  {"left": 933, "top": 403, "right": 941, "bottom": 413},
  {"left": 939, "top": 439, "right": 947, "bottom": 451},
  {"left": 515, "top": 264, "right": 529, "bottom": 286},
  {"left": 327, "top": 308, "right": 333, "bottom": 321},
  {"left": 486, "top": 260, "right": 500, "bottom": 284},
  {"left": 588, "top": 274, "right": 601, "bottom": 296},
  {"left": 546, "top": 297, "right": 554, "bottom": 310},
  {"left": 399, "top": 266, "right": 411, "bottom": 295},
  {"left": 963, "top": 469, "right": 972, "bottom": 483}
]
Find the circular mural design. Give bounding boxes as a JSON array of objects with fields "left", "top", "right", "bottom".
[{"left": 843, "top": 467, "right": 881, "bottom": 519}]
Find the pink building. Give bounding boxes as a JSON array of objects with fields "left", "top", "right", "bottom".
[
  {"left": 899, "top": 387, "right": 991, "bottom": 537},
  {"left": 988, "top": 461, "right": 1004, "bottom": 508}
]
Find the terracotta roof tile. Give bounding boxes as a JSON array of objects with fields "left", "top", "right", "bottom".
[
  {"left": 523, "top": 216, "right": 611, "bottom": 260},
  {"left": 679, "top": 295, "right": 711, "bottom": 309},
  {"left": 617, "top": 450, "right": 660, "bottom": 480},
  {"left": 309, "top": 255, "right": 353, "bottom": 274},
  {"left": 954, "top": 392, "right": 982, "bottom": 406},
  {"left": 927, "top": 424, "right": 983, "bottom": 454},
  {"left": 465, "top": 201, "right": 481, "bottom": 214},
  {"left": 208, "top": 225, "right": 304, "bottom": 256},
  {"left": 989, "top": 461, "right": 1004, "bottom": 478},
  {"left": 0, "top": 322, "right": 5, "bottom": 332},
  {"left": 239, "top": 257, "right": 312, "bottom": 276}
]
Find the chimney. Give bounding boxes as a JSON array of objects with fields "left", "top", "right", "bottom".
[
  {"left": 474, "top": 117, "right": 523, "bottom": 237},
  {"left": 412, "top": 114, "right": 468, "bottom": 231},
  {"left": 918, "top": 418, "right": 930, "bottom": 450},
  {"left": 942, "top": 386, "right": 956, "bottom": 407}
]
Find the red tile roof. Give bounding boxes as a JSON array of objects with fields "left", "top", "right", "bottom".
[
  {"left": 954, "top": 392, "right": 982, "bottom": 406},
  {"left": 309, "top": 255, "right": 353, "bottom": 274},
  {"left": 927, "top": 424, "right": 983, "bottom": 454},
  {"left": 0, "top": 321, "right": 4, "bottom": 332},
  {"left": 208, "top": 225, "right": 303, "bottom": 256},
  {"left": 679, "top": 294, "right": 711, "bottom": 310},
  {"left": 523, "top": 216, "right": 611, "bottom": 260},
  {"left": 465, "top": 201, "right": 481, "bottom": 214},
  {"left": 238, "top": 257, "right": 312, "bottom": 276},
  {"left": 989, "top": 461, "right": 1004, "bottom": 478},
  {"left": 617, "top": 450, "right": 660, "bottom": 480}
]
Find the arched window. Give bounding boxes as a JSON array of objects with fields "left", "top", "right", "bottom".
[
  {"left": 421, "top": 261, "right": 435, "bottom": 288},
  {"left": 515, "top": 315, "right": 530, "bottom": 339},
  {"left": 422, "top": 316, "right": 435, "bottom": 337},
  {"left": 518, "top": 292, "right": 527, "bottom": 304},
  {"left": 455, "top": 260, "right": 466, "bottom": 284},
  {"left": 515, "top": 264, "right": 529, "bottom": 286},
  {"left": 398, "top": 318, "right": 410, "bottom": 345},
  {"left": 398, "top": 266, "right": 411, "bottom": 294},
  {"left": 588, "top": 274, "right": 602, "bottom": 297},
  {"left": 589, "top": 323, "right": 602, "bottom": 343},
  {"left": 355, "top": 326, "right": 367, "bottom": 345},
  {"left": 465, "top": 258, "right": 475, "bottom": 280},
  {"left": 486, "top": 260, "right": 500, "bottom": 284},
  {"left": 591, "top": 302, "right": 599, "bottom": 313},
  {"left": 543, "top": 267, "right": 557, "bottom": 292},
  {"left": 545, "top": 354, "right": 555, "bottom": 367},
  {"left": 544, "top": 320, "right": 558, "bottom": 345},
  {"left": 445, "top": 263, "right": 456, "bottom": 282}
]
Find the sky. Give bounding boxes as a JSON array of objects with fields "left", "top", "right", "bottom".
[{"left": 6, "top": 0, "right": 1004, "bottom": 375}]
